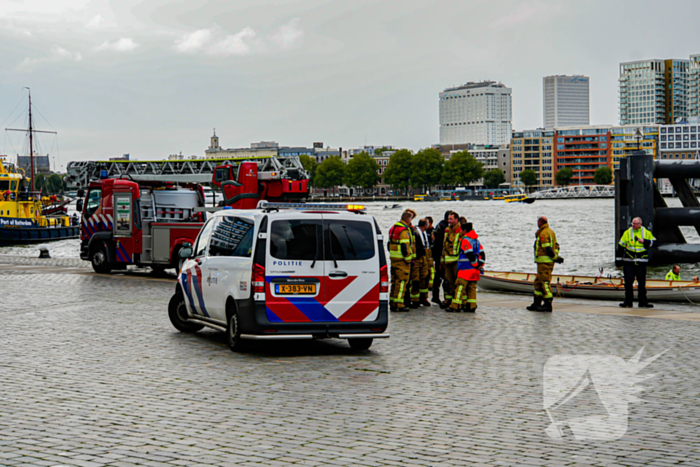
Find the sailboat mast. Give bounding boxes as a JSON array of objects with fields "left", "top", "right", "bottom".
[{"left": 28, "top": 89, "right": 34, "bottom": 192}]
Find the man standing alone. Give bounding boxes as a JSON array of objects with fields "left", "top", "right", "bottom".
[
  {"left": 527, "top": 216, "right": 564, "bottom": 313},
  {"left": 617, "top": 217, "right": 656, "bottom": 308}
]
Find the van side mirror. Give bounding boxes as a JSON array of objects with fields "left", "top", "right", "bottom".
[
  {"left": 77, "top": 189, "right": 85, "bottom": 198},
  {"left": 179, "top": 243, "right": 193, "bottom": 259},
  {"left": 76, "top": 199, "right": 83, "bottom": 212}
]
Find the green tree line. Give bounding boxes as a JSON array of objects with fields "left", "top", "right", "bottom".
[{"left": 301, "top": 149, "right": 499, "bottom": 191}]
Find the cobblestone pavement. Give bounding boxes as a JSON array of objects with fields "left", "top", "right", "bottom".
[{"left": 1, "top": 256, "right": 700, "bottom": 466}]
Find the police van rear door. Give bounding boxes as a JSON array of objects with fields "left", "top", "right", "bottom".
[
  {"left": 265, "top": 214, "right": 325, "bottom": 323},
  {"left": 322, "top": 215, "right": 380, "bottom": 322}
]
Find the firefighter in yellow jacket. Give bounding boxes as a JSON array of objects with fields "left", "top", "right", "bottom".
[
  {"left": 527, "top": 216, "right": 564, "bottom": 313},
  {"left": 440, "top": 211, "right": 461, "bottom": 309},
  {"left": 388, "top": 209, "right": 415, "bottom": 312}
]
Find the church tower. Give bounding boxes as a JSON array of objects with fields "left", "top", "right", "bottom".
[{"left": 209, "top": 129, "right": 220, "bottom": 150}]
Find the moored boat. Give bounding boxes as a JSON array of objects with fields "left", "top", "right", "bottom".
[
  {"left": 0, "top": 158, "right": 78, "bottom": 245},
  {"left": 480, "top": 270, "right": 700, "bottom": 303},
  {"left": 0, "top": 89, "right": 78, "bottom": 246}
]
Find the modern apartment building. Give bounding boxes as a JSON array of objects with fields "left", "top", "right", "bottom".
[
  {"left": 543, "top": 75, "right": 590, "bottom": 128},
  {"left": 439, "top": 81, "right": 512, "bottom": 146},
  {"left": 659, "top": 120, "right": 700, "bottom": 157},
  {"left": 619, "top": 59, "right": 689, "bottom": 125},
  {"left": 689, "top": 55, "right": 700, "bottom": 118},
  {"left": 610, "top": 125, "right": 658, "bottom": 171},
  {"left": 553, "top": 126, "right": 611, "bottom": 185},
  {"left": 509, "top": 130, "right": 554, "bottom": 189}
]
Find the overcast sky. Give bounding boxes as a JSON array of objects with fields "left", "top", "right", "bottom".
[{"left": 1, "top": 0, "right": 699, "bottom": 170}]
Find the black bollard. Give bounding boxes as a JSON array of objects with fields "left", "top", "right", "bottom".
[{"left": 39, "top": 247, "right": 51, "bottom": 259}]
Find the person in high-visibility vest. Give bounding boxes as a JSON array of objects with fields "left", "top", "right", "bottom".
[
  {"left": 527, "top": 216, "right": 564, "bottom": 313},
  {"left": 388, "top": 209, "right": 415, "bottom": 312},
  {"left": 617, "top": 217, "right": 656, "bottom": 308},
  {"left": 665, "top": 265, "right": 681, "bottom": 281},
  {"left": 440, "top": 211, "right": 461, "bottom": 309},
  {"left": 450, "top": 221, "right": 485, "bottom": 313}
]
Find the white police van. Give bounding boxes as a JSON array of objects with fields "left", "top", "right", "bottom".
[{"left": 168, "top": 202, "right": 390, "bottom": 351}]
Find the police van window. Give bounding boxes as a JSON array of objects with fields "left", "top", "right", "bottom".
[
  {"left": 193, "top": 218, "right": 216, "bottom": 258},
  {"left": 208, "top": 217, "right": 254, "bottom": 257},
  {"left": 324, "top": 220, "right": 374, "bottom": 261},
  {"left": 85, "top": 189, "right": 102, "bottom": 217},
  {"left": 270, "top": 220, "right": 319, "bottom": 261}
]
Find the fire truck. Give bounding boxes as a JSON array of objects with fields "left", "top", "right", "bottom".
[{"left": 67, "top": 156, "right": 309, "bottom": 273}]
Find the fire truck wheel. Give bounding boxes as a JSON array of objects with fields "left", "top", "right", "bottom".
[
  {"left": 348, "top": 338, "right": 373, "bottom": 351},
  {"left": 226, "top": 303, "right": 246, "bottom": 352},
  {"left": 90, "top": 243, "right": 112, "bottom": 274},
  {"left": 168, "top": 293, "right": 203, "bottom": 333}
]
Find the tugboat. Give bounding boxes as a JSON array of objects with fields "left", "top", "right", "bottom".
[{"left": 0, "top": 89, "right": 78, "bottom": 246}]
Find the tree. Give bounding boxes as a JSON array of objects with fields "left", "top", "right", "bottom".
[
  {"left": 343, "top": 152, "right": 379, "bottom": 189},
  {"left": 441, "top": 150, "right": 484, "bottom": 186},
  {"left": 298, "top": 154, "right": 318, "bottom": 185},
  {"left": 519, "top": 169, "right": 538, "bottom": 190},
  {"left": 483, "top": 168, "right": 506, "bottom": 189},
  {"left": 313, "top": 156, "right": 345, "bottom": 188},
  {"left": 383, "top": 149, "right": 413, "bottom": 189},
  {"left": 34, "top": 173, "right": 46, "bottom": 192},
  {"left": 410, "top": 148, "right": 444, "bottom": 191},
  {"left": 47, "top": 173, "right": 64, "bottom": 194},
  {"left": 555, "top": 167, "right": 574, "bottom": 186},
  {"left": 593, "top": 166, "right": 613, "bottom": 185}
]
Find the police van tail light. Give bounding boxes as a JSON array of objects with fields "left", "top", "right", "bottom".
[
  {"left": 252, "top": 264, "right": 265, "bottom": 293},
  {"left": 380, "top": 264, "right": 389, "bottom": 293}
]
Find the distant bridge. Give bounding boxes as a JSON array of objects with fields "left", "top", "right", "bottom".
[{"left": 530, "top": 185, "right": 615, "bottom": 199}]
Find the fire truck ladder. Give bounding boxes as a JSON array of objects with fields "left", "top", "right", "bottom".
[{"left": 64, "top": 155, "right": 309, "bottom": 189}]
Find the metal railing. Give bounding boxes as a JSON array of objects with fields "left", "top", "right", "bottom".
[{"left": 530, "top": 185, "right": 615, "bottom": 199}]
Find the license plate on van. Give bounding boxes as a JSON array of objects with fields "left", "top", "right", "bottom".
[{"left": 276, "top": 284, "right": 316, "bottom": 295}]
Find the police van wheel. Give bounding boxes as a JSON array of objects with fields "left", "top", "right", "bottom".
[
  {"left": 226, "top": 304, "right": 246, "bottom": 352},
  {"left": 90, "top": 243, "right": 111, "bottom": 274},
  {"left": 168, "top": 293, "right": 203, "bottom": 333},
  {"left": 348, "top": 338, "right": 373, "bottom": 351}
]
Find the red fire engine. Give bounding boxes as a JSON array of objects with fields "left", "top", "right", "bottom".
[{"left": 70, "top": 156, "right": 310, "bottom": 273}]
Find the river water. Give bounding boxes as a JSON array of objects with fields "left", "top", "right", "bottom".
[{"left": 3, "top": 199, "right": 699, "bottom": 280}]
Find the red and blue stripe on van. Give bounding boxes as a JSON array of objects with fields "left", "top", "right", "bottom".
[{"left": 265, "top": 275, "right": 379, "bottom": 323}]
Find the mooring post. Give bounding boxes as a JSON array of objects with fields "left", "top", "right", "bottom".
[{"left": 615, "top": 150, "right": 654, "bottom": 266}]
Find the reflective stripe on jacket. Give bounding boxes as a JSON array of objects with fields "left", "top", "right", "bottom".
[
  {"left": 442, "top": 224, "right": 461, "bottom": 264},
  {"left": 665, "top": 270, "right": 681, "bottom": 281},
  {"left": 618, "top": 226, "right": 655, "bottom": 262},
  {"left": 534, "top": 223, "right": 559, "bottom": 264},
  {"left": 388, "top": 221, "right": 414, "bottom": 261},
  {"left": 457, "top": 231, "right": 483, "bottom": 281}
]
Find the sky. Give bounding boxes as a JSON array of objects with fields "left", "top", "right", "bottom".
[{"left": 1, "top": 0, "right": 700, "bottom": 170}]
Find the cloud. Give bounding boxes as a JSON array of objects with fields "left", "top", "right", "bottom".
[
  {"left": 85, "top": 14, "right": 104, "bottom": 29},
  {"left": 96, "top": 38, "right": 139, "bottom": 52},
  {"left": 490, "top": 4, "right": 537, "bottom": 28},
  {"left": 208, "top": 27, "right": 256, "bottom": 56},
  {"left": 18, "top": 45, "right": 82, "bottom": 70},
  {"left": 175, "top": 29, "right": 213, "bottom": 53},
  {"left": 270, "top": 18, "right": 304, "bottom": 50}
]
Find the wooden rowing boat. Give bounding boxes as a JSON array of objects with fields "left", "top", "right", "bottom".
[{"left": 480, "top": 270, "right": 700, "bottom": 302}]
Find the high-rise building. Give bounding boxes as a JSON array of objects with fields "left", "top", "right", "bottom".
[
  {"left": 439, "top": 81, "right": 512, "bottom": 146},
  {"left": 509, "top": 130, "right": 555, "bottom": 189},
  {"left": 619, "top": 59, "right": 689, "bottom": 125},
  {"left": 543, "top": 75, "right": 590, "bottom": 128},
  {"left": 689, "top": 55, "right": 700, "bottom": 118}
]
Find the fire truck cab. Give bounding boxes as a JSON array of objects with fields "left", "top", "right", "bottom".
[
  {"left": 168, "top": 202, "right": 390, "bottom": 351},
  {"left": 79, "top": 178, "right": 205, "bottom": 273}
]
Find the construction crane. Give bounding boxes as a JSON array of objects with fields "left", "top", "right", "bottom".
[{"left": 64, "top": 155, "right": 309, "bottom": 189}]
